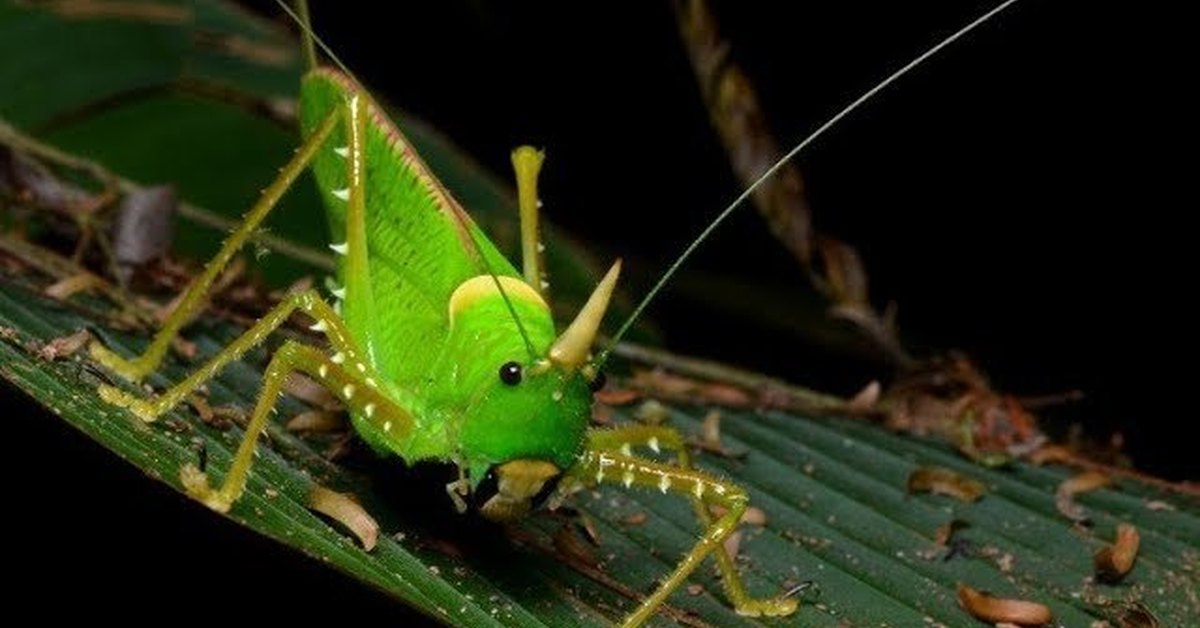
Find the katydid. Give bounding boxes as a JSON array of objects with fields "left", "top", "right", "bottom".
[{"left": 86, "top": 0, "right": 1022, "bottom": 625}]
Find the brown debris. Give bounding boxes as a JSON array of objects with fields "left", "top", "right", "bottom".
[
  {"left": 707, "top": 505, "right": 768, "bottom": 527},
  {"left": 186, "top": 394, "right": 214, "bottom": 424},
  {"left": 620, "top": 512, "right": 647, "bottom": 526},
  {"left": 1113, "top": 601, "right": 1158, "bottom": 627},
  {"left": 185, "top": 395, "right": 242, "bottom": 430},
  {"left": 283, "top": 372, "right": 342, "bottom": 411},
  {"left": 1094, "top": 523, "right": 1140, "bottom": 583},
  {"left": 884, "top": 354, "right": 1045, "bottom": 464},
  {"left": 1029, "top": 444, "right": 1073, "bottom": 465},
  {"left": 633, "top": 399, "right": 669, "bottom": 425},
  {"left": 906, "top": 466, "right": 986, "bottom": 502},
  {"left": 740, "top": 506, "right": 767, "bottom": 526},
  {"left": 631, "top": 368, "right": 754, "bottom": 408},
  {"left": 31, "top": 0, "right": 193, "bottom": 24},
  {"left": 37, "top": 328, "right": 91, "bottom": 361},
  {"left": 700, "top": 410, "right": 722, "bottom": 449},
  {"left": 847, "top": 380, "right": 881, "bottom": 412},
  {"left": 593, "top": 387, "right": 641, "bottom": 406},
  {"left": 553, "top": 524, "right": 599, "bottom": 569},
  {"left": 308, "top": 485, "right": 378, "bottom": 551},
  {"left": 688, "top": 410, "right": 747, "bottom": 459},
  {"left": 170, "top": 336, "right": 197, "bottom": 360},
  {"left": 722, "top": 530, "right": 742, "bottom": 562},
  {"left": 673, "top": 0, "right": 919, "bottom": 368},
  {"left": 193, "top": 32, "right": 294, "bottom": 68},
  {"left": 956, "top": 583, "right": 1052, "bottom": 626},
  {"left": 1055, "top": 471, "right": 1111, "bottom": 523},
  {"left": 610, "top": 341, "right": 846, "bottom": 415},
  {"left": 111, "top": 185, "right": 176, "bottom": 283},
  {"left": 673, "top": 0, "right": 813, "bottom": 265},
  {"left": 286, "top": 409, "right": 345, "bottom": 434},
  {"left": 934, "top": 519, "right": 969, "bottom": 546},
  {"left": 44, "top": 273, "right": 103, "bottom": 300}
]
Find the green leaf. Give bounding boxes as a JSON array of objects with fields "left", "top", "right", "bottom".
[{"left": 1, "top": 276, "right": 1197, "bottom": 626}]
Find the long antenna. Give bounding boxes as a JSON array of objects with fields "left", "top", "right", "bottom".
[{"left": 596, "top": 0, "right": 1023, "bottom": 365}]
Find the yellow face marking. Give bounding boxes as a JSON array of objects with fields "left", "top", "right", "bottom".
[{"left": 447, "top": 275, "right": 549, "bottom": 322}]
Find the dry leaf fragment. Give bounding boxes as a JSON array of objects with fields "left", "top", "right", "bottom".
[
  {"left": 284, "top": 372, "right": 342, "bottom": 411},
  {"left": 186, "top": 394, "right": 214, "bottom": 423},
  {"left": 687, "top": 410, "right": 748, "bottom": 458},
  {"left": 1028, "top": 444, "right": 1073, "bottom": 465},
  {"left": 593, "top": 387, "right": 640, "bottom": 405},
  {"left": 934, "top": 519, "right": 969, "bottom": 546},
  {"left": 1113, "top": 601, "right": 1158, "bottom": 627},
  {"left": 701, "top": 410, "right": 722, "bottom": 448},
  {"left": 633, "top": 399, "right": 669, "bottom": 425},
  {"left": 308, "top": 486, "right": 379, "bottom": 551},
  {"left": 630, "top": 369, "right": 754, "bottom": 407},
  {"left": 44, "top": 273, "right": 103, "bottom": 300},
  {"left": 553, "top": 524, "right": 599, "bottom": 568},
  {"left": 112, "top": 185, "right": 175, "bottom": 279},
  {"left": 39, "top": 0, "right": 192, "bottom": 24},
  {"left": 722, "top": 530, "right": 742, "bottom": 562},
  {"left": 620, "top": 512, "right": 647, "bottom": 526},
  {"left": 286, "top": 409, "right": 345, "bottom": 433},
  {"left": 1055, "top": 471, "right": 1111, "bottom": 523},
  {"left": 906, "top": 466, "right": 987, "bottom": 502},
  {"left": 1094, "top": 523, "right": 1140, "bottom": 582},
  {"left": 847, "top": 380, "right": 881, "bottom": 412},
  {"left": 38, "top": 328, "right": 90, "bottom": 361},
  {"left": 740, "top": 506, "right": 767, "bottom": 526},
  {"left": 956, "top": 583, "right": 1052, "bottom": 625}
]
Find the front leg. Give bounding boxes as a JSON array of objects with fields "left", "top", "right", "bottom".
[{"left": 569, "top": 446, "right": 798, "bottom": 627}]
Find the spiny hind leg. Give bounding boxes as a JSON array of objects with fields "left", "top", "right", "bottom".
[
  {"left": 90, "top": 108, "right": 342, "bottom": 382},
  {"left": 98, "top": 289, "right": 362, "bottom": 423},
  {"left": 182, "top": 340, "right": 412, "bottom": 513},
  {"left": 573, "top": 443, "right": 797, "bottom": 626}
]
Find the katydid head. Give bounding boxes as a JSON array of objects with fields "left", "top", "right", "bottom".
[{"left": 450, "top": 262, "right": 620, "bottom": 521}]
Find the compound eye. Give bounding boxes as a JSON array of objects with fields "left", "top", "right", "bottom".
[
  {"left": 588, "top": 370, "right": 607, "bottom": 392},
  {"left": 499, "top": 361, "right": 522, "bottom": 386}
]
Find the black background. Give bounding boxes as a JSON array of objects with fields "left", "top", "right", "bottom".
[{"left": 6, "top": 0, "right": 1193, "bottom": 622}]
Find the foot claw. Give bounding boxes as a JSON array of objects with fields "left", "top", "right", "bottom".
[
  {"left": 97, "top": 384, "right": 160, "bottom": 422},
  {"left": 89, "top": 340, "right": 149, "bottom": 383},
  {"left": 181, "top": 464, "right": 232, "bottom": 513},
  {"left": 735, "top": 597, "right": 799, "bottom": 618}
]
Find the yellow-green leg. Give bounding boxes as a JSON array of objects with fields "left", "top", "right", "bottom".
[
  {"left": 89, "top": 108, "right": 341, "bottom": 383},
  {"left": 182, "top": 340, "right": 412, "bottom": 512},
  {"left": 577, "top": 428, "right": 798, "bottom": 627},
  {"left": 97, "top": 289, "right": 360, "bottom": 423}
]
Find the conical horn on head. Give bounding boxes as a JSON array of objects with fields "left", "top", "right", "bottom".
[{"left": 548, "top": 260, "right": 621, "bottom": 371}]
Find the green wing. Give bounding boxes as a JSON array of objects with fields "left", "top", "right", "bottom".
[{"left": 298, "top": 69, "right": 519, "bottom": 389}]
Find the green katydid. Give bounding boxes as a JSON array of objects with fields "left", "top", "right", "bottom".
[{"left": 84, "top": 0, "right": 1022, "bottom": 625}]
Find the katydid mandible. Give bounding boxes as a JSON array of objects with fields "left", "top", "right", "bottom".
[{"left": 87, "top": 0, "right": 1022, "bottom": 625}]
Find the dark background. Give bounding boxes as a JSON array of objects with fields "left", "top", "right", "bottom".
[{"left": 5, "top": 0, "right": 1193, "bottom": 622}]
